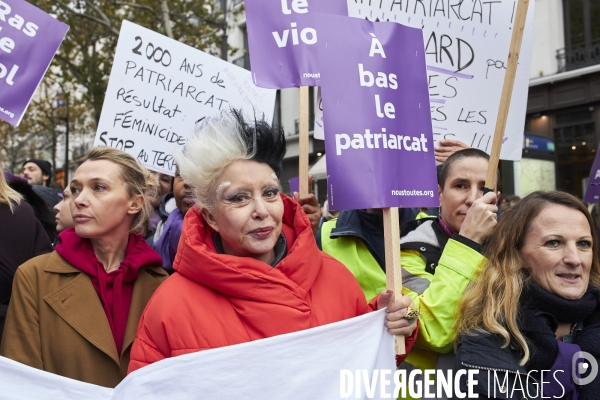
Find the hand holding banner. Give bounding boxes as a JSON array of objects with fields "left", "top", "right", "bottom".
[{"left": 316, "top": 13, "right": 439, "bottom": 355}]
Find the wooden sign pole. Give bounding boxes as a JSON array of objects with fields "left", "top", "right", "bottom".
[
  {"left": 299, "top": 86, "right": 310, "bottom": 196},
  {"left": 383, "top": 207, "right": 405, "bottom": 355},
  {"left": 484, "top": 0, "right": 530, "bottom": 189}
]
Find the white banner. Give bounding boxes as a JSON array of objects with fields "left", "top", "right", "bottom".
[
  {"left": 94, "top": 20, "right": 277, "bottom": 175},
  {"left": 0, "top": 310, "right": 395, "bottom": 399},
  {"left": 332, "top": 0, "right": 534, "bottom": 160}
]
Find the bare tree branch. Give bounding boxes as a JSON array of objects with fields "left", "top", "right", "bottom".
[
  {"left": 83, "top": 0, "right": 120, "bottom": 36},
  {"left": 54, "top": 54, "right": 88, "bottom": 87},
  {"left": 160, "top": 0, "right": 174, "bottom": 38},
  {"left": 54, "top": 0, "right": 120, "bottom": 36},
  {"left": 113, "top": 1, "right": 159, "bottom": 19}
]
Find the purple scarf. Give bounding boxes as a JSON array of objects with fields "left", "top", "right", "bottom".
[{"left": 153, "top": 208, "right": 184, "bottom": 273}]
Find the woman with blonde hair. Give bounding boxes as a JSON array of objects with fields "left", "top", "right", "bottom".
[
  {"left": 455, "top": 190, "right": 600, "bottom": 399},
  {"left": 0, "top": 168, "right": 52, "bottom": 341},
  {"left": 1, "top": 148, "right": 168, "bottom": 388}
]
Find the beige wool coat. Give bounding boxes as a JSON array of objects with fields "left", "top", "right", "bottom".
[{"left": 0, "top": 251, "right": 168, "bottom": 388}]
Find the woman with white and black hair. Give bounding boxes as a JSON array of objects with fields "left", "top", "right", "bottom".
[{"left": 128, "top": 110, "right": 419, "bottom": 371}]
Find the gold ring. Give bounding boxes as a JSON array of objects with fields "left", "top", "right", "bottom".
[{"left": 405, "top": 306, "right": 420, "bottom": 320}]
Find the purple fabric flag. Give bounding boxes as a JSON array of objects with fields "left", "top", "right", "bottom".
[
  {"left": 584, "top": 145, "right": 600, "bottom": 203},
  {"left": 244, "top": 0, "right": 347, "bottom": 89},
  {"left": 0, "top": 0, "right": 69, "bottom": 126},
  {"left": 316, "top": 14, "right": 439, "bottom": 210},
  {"left": 288, "top": 176, "right": 299, "bottom": 196}
]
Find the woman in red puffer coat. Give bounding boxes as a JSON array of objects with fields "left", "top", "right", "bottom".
[{"left": 128, "top": 110, "right": 418, "bottom": 372}]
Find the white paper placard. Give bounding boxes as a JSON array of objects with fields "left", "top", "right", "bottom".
[
  {"left": 94, "top": 20, "right": 277, "bottom": 175},
  {"left": 344, "top": 0, "right": 534, "bottom": 160}
]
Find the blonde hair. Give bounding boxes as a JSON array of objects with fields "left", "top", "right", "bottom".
[
  {"left": 82, "top": 147, "right": 157, "bottom": 233},
  {"left": 455, "top": 190, "right": 600, "bottom": 365},
  {"left": 0, "top": 166, "right": 23, "bottom": 213}
]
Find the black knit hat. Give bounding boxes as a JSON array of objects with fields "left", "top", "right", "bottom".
[{"left": 23, "top": 159, "right": 52, "bottom": 181}]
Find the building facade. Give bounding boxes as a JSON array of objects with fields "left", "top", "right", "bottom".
[{"left": 519, "top": 0, "right": 600, "bottom": 198}]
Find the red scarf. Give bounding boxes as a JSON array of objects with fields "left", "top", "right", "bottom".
[{"left": 56, "top": 228, "right": 162, "bottom": 354}]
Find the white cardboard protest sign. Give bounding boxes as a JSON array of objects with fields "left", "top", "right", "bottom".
[
  {"left": 314, "top": 1, "right": 534, "bottom": 161},
  {"left": 0, "top": 310, "right": 395, "bottom": 400},
  {"left": 94, "top": 21, "right": 276, "bottom": 175},
  {"left": 347, "top": 0, "right": 534, "bottom": 161}
]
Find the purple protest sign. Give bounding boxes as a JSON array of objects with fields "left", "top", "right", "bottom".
[
  {"left": 244, "top": 0, "right": 347, "bottom": 89},
  {"left": 0, "top": 0, "right": 69, "bottom": 126},
  {"left": 316, "top": 14, "right": 439, "bottom": 210},
  {"left": 288, "top": 176, "right": 299, "bottom": 196},
  {"left": 584, "top": 145, "right": 600, "bottom": 203}
]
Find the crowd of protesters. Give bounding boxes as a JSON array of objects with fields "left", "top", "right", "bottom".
[{"left": 0, "top": 110, "right": 598, "bottom": 399}]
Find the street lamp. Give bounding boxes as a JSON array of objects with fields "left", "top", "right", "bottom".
[{"left": 55, "top": 93, "right": 70, "bottom": 186}]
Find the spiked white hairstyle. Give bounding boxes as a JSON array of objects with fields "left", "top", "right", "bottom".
[{"left": 174, "top": 111, "right": 256, "bottom": 214}]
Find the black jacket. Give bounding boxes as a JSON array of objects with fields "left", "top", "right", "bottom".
[
  {"left": 0, "top": 201, "right": 52, "bottom": 341},
  {"left": 454, "top": 332, "right": 539, "bottom": 400},
  {"left": 6, "top": 178, "right": 57, "bottom": 242}
]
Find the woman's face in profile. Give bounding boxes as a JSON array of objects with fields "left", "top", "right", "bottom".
[
  {"left": 69, "top": 160, "right": 139, "bottom": 240},
  {"left": 204, "top": 159, "right": 283, "bottom": 264},
  {"left": 438, "top": 157, "right": 488, "bottom": 233},
  {"left": 520, "top": 204, "right": 593, "bottom": 300},
  {"left": 54, "top": 189, "right": 74, "bottom": 233}
]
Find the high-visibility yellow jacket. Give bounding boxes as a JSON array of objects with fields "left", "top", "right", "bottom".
[
  {"left": 320, "top": 219, "right": 386, "bottom": 303},
  {"left": 321, "top": 217, "right": 485, "bottom": 399}
]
